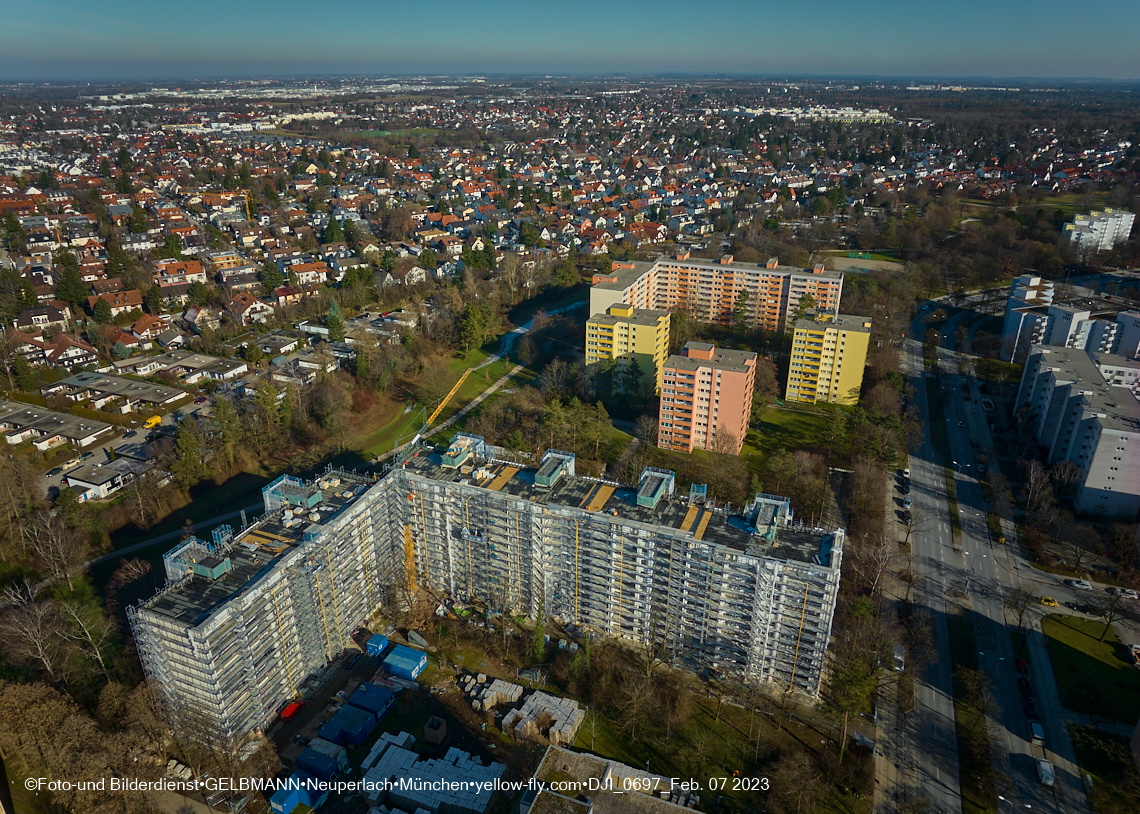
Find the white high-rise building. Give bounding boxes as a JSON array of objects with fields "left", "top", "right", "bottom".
[{"left": 1063, "top": 208, "right": 1135, "bottom": 257}]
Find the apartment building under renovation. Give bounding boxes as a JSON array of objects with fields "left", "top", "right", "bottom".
[{"left": 131, "top": 436, "right": 844, "bottom": 740}]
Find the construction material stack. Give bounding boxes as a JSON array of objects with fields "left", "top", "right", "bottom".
[
  {"left": 460, "top": 674, "right": 523, "bottom": 711},
  {"left": 500, "top": 691, "right": 584, "bottom": 745}
]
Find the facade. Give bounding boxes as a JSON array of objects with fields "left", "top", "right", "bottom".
[
  {"left": 584, "top": 304, "right": 670, "bottom": 393},
  {"left": 1000, "top": 274, "right": 1056, "bottom": 362},
  {"left": 1062, "top": 208, "right": 1136, "bottom": 257},
  {"left": 786, "top": 311, "right": 872, "bottom": 405},
  {"left": 1015, "top": 346, "right": 1140, "bottom": 519},
  {"left": 590, "top": 252, "right": 843, "bottom": 333},
  {"left": 130, "top": 443, "right": 843, "bottom": 740},
  {"left": 659, "top": 342, "right": 756, "bottom": 454}
]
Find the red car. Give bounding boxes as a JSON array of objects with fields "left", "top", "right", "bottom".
[
  {"left": 280, "top": 701, "right": 304, "bottom": 722},
  {"left": 194, "top": 396, "right": 207, "bottom": 404},
  {"left": 1016, "top": 657, "right": 1029, "bottom": 674}
]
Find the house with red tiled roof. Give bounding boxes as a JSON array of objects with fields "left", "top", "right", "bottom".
[
  {"left": 226, "top": 291, "right": 274, "bottom": 326},
  {"left": 88, "top": 289, "right": 143, "bottom": 317},
  {"left": 131, "top": 313, "right": 171, "bottom": 340}
]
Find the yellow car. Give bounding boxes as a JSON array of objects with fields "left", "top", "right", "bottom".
[{"left": 1040, "top": 596, "right": 1059, "bottom": 607}]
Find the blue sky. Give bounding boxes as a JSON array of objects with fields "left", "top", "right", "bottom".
[{"left": 2, "top": 0, "right": 1138, "bottom": 81}]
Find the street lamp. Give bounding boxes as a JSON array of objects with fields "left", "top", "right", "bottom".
[{"left": 997, "top": 796, "right": 1031, "bottom": 812}]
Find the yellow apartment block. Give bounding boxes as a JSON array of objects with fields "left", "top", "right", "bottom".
[
  {"left": 585, "top": 304, "right": 671, "bottom": 393},
  {"left": 785, "top": 310, "right": 872, "bottom": 405}
]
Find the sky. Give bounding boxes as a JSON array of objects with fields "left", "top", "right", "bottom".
[{"left": 2, "top": 0, "right": 1138, "bottom": 82}]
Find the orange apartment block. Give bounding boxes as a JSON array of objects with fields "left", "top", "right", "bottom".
[
  {"left": 658, "top": 341, "right": 756, "bottom": 454},
  {"left": 589, "top": 251, "right": 843, "bottom": 332}
]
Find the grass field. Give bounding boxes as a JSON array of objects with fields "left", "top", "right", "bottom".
[
  {"left": 1068, "top": 724, "right": 1140, "bottom": 814},
  {"left": 741, "top": 403, "right": 836, "bottom": 476},
  {"left": 1041, "top": 614, "right": 1140, "bottom": 724}
]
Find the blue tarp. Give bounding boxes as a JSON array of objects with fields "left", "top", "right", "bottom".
[
  {"left": 348, "top": 682, "right": 395, "bottom": 717},
  {"left": 297, "top": 749, "right": 339, "bottom": 782},
  {"left": 366, "top": 633, "right": 388, "bottom": 656},
  {"left": 383, "top": 644, "right": 427, "bottom": 680}
]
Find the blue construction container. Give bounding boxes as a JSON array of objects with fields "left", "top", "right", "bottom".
[
  {"left": 293, "top": 771, "right": 328, "bottom": 810},
  {"left": 383, "top": 644, "right": 427, "bottom": 680},
  {"left": 318, "top": 705, "right": 377, "bottom": 747},
  {"left": 348, "top": 682, "right": 394, "bottom": 718},
  {"left": 297, "top": 748, "right": 339, "bottom": 782},
  {"left": 366, "top": 633, "right": 388, "bottom": 656},
  {"left": 268, "top": 783, "right": 300, "bottom": 814}
]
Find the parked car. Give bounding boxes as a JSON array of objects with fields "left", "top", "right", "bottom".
[
  {"left": 123, "top": 429, "right": 136, "bottom": 438},
  {"left": 903, "top": 497, "right": 912, "bottom": 509},
  {"left": 80, "top": 451, "right": 95, "bottom": 461},
  {"left": 1066, "top": 579, "right": 1093, "bottom": 591},
  {"left": 1018, "top": 676, "right": 1033, "bottom": 697},
  {"left": 1016, "top": 657, "right": 1029, "bottom": 674},
  {"left": 903, "top": 468, "right": 911, "bottom": 479},
  {"left": 280, "top": 700, "right": 304, "bottom": 722},
  {"left": 976, "top": 462, "right": 986, "bottom": 475},
  {"left": 1029, "top": 721, "right": 1045, "bottom": 746},
  {"left": 1107, "top": 587, "right": 1139, "bottom": 600},
  {"left": 194, "top": 396, "right": 208, "bottom": 405},
  {"left": 957, "top": 420, "right": 965, "bottom": 427},
  {"left": 1040, "top": 596, "right": 1059, "bottom": 607},
  {"left": 46, "top": 467, "right": 64, "bottom": 477},
  {"left": 1023, "top": 697, "right": 1037, "bottom": 718},
  {"left": 901, "top": 483, "right": 911, "bottom": 495},
  {"left": 342, "top": 651, "right": 361, "bottom": 669},
  {"left": 1036, "top": 759, "right": 1055, "bottom": 787}
]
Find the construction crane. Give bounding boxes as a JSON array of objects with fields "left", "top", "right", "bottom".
[{"left": 426, "top": 369, "right": 472, "bottom": 425}]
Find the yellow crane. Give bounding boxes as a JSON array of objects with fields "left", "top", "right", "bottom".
[{"left": 426, "top": 369, "right": 472, "bottom": 425}]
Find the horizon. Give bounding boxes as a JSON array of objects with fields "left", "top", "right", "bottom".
[{"left": 2, "top": 0, "right": 1138, "bottom": 83}]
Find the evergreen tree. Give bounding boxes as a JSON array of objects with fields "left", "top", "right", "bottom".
[
  {"left": 12, "top": 355, "right": 36, "bottom": 391},
  {"left": 323, "top": 217, "right": 345, "bottom": 245},
  {"left": 145, "top": 286, "right": 163, "bottom": 314},
  {"left": 260, "top": 262, "right": 283, "bottom": 292},
  {"left": 170, "top": 421, "right": 210, "bottom": 489},
  {"left": 407, "top": 142, "right": 420, "bottom": 159},
  {"left": 93, "top": 298, "right": 113, "bottom": 324},
  {"left": 112, "top": 341, "right": 130, "bottom": 359},
  {"left": 326, "top": 300, "right": 345, "bottom": 343},
  {"left": 532, "top": 601, "right": 545, "bottom": 664},
  {"left": 129, "top": 208, "right": 147, "bottom": 233},
  {"left": 54, "top": 252, "right": 88, "bottom": 312},
  {"left": 186, "top": 281, "right": 209, "bottom": 306}
]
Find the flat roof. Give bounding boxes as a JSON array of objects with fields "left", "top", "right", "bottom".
[
  {"left": 1032, "top": 347, "right": 1140, "bottom": 434},
  {"left": 591, "top": 255, "right": 842, "bottom": 292},
  {"left": 141, "top": 471, "right": 375, "bottom": 627},
  {"left": 795, "top": 312, "right": 873, "bottom": 333},
  {"left": 0, "top": 399, "right": 114, "bottom": 442},
  {"left": 663, "top": 346, "right": 756, "bottom": 374},
  {"left": 46, "top": 372, "right": 185, "bottom": 405},
  {"left": 533, "top": 747, "right": 696, "bottom": 814},
  {"left": 403, "top": 451, "right": 833, "bottom": 564},
  {"left": 587, "top": 308, "right": 669, "bottom": 328}
]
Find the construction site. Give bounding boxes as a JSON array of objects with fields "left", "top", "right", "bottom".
[{"left": 131, "top": 433, "right": 845, "bottom": 741}]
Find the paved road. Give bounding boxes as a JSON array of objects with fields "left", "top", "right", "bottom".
[
  {"left": 875, "top": 327, "right": 963, "bottom": 814},
  {"left": 891, "top": 304, "right": 1093, "bottom": 814}
]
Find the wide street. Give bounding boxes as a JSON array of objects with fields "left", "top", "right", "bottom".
[{"left": 877, "top": 299, "right": 1101, "bottom": 814}]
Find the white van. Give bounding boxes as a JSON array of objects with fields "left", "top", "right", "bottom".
[
  {"left": 893, "top": 643, "right": 906, "bottom": 672},
  {"left": 1029, "top": 722, "right": 1045, "bottom": 747},
  {"left": 1036, "top": 759, "right": 1055, "bottom": 787}
]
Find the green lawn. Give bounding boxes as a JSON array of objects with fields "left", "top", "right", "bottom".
[
  {"left": 1068, "top": 724, "right": 1140, "bottom": 814},
  {"left": 356, "top": 406, "right": 428, "bottom": 459},
  {"left": 1041, "top": 614, "right": 1140, "bottom": 724},
  {"left": 741, "top": 404, "right": 837, "bottom": 475}
]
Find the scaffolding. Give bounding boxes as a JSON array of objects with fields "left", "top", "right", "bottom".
[{"left": 131, "top": 451, "right": 844, "bottom": 741}]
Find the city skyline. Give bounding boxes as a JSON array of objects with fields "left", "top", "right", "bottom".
[{"left": 2, "top": 0, "right": 1139, "bottom": 81}]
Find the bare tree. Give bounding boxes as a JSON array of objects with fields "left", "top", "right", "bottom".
[
  {"left": 1091, "top": 593, "right": 1136, "bottom": 642},
  {"left": 1019, "top": 459, "right": 1051, "bottom": 516},
  {"left": 0, "top": 583, "right": 71, "bottom": 686},
  {"left": 23, "top": 510, "right": 88, "bottom": 592},
  {"left": 59, "top": 600, "right": 115, "bottom": 679},
  {"left": 851, "top": 533, "right": 899, "bottom": 597},
  {"left": 1003, "top": 587, "right": 1036, "bottom": 634},
  {"left": 634, "top": 413, "right": 658, "bottom": 447},
  {"left": 902, "top": 509, "right": 930, "bottom": 548},
  {"left": 1108, "top": 522, "right": 1139, "bottom": 577}
]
